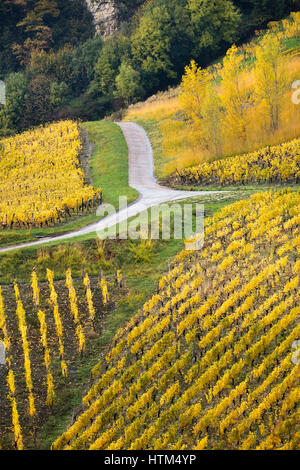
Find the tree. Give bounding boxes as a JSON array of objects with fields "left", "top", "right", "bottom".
[
  {"left": 0, "top": 72, "right": 28, "bottom": 134},
  {"left": 13, "top": 0, "right": 60, "bottom": 64},
  {"left": 154, "top": 0, "right": 192, "bottom": 79},
  {"left": 0, "top": 0, "right": 26, "bottom": 75},
  {"left": 250, "top": 0, "right": 292, "bottom": 25},
  {"left": 230, "top": 1, "right": 297, "bottom": 30},
  {"left": 23, "top": 74, "right": 52, "bottom": 127},
  {"left": 29, "top": 46, "right": 73, "bottom": 84},
  {"left": 115, "top": 62, "right": 143, "bottom": 106},
  {"left": 69, "top": 37, "right": 103, "bottom": 96},
  {"left": 220, "top": 45, "right": 251, "bottom": 143},
  {"left": 179, "top": 60, "right": 210, "bottom": 125},
  {"left": 72, "top": 37, "right": 103, "bottom": 85},
  {"left": 0, "top": 1, "right": 94, "bottom": 76},
  {"left": 50, "top": 81, "right": 70, "bottom": 110},
  {"left": 51, "top": 0, "right": 95, "bottom": 48},
  {"left": 94, "top": 36, "right": 130, "bottom": 96},
  {"left": 179, "top": 60, "right": 223, "bottom": 156},
  {"left": 188, "top": 0, "right": 242, "bottom": 61},
  {"left": 131, "top": 4, "right": 176, "bottom": 93},
  {"left": 254, "top": 34, "right": 286, "bottom": 132}
]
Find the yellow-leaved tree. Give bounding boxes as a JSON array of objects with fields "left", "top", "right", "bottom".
[
  {"left": 254, "top": 34, "right": 286, "bottom": 133},
  {"left": 179, "top": 60, "right": 222, "bottom": 157},
  {"left": 221, "top": 45, "right": 250, "bottom": 144},
  {"left": 179, "top": 60, "right": 209, "bottom": 126}
]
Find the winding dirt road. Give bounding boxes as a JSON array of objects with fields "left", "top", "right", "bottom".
[{"left": 0, "top": 122, "right": 221, "bottom": 253}]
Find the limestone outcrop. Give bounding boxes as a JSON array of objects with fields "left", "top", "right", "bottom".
[{"left": 85, "top": 0, "right": 119, "bottom": 37}]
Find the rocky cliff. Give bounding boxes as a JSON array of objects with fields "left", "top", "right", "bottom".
[
  {"left": 85, "top": 0, "right": 119, "bottom": 37},
  {"left": 85, "top": 0, "right": 145, "bottom": 37}
]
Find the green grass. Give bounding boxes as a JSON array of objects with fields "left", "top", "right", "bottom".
[
  {"left": 0, "top": 121, "right": 138, "bottom": 248},
  {"left": 84, "top": 121, "right": 138, "bottom": 208}
]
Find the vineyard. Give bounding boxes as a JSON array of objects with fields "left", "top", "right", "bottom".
[
  {"left": 0, "top": 2, "right": 300, "bottom": 454},
  {"left": 0, "top": 267, "right": 125, "bottom": 450},
  {"left": 171, "top": 138, "right": 300, "bottom": 187},
  {"left": 49, "top": 189, "right": 300, "bottom": 450},
  {"left": 0, "top": 121, "right": 102, "bottom": 230}
]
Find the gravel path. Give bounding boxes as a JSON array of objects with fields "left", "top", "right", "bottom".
[{"left": 0, "top": 122, "right": 222, "bottom": 253}]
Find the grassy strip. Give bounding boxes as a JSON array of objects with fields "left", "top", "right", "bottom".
[
  {"left": 0, "top": 121, "right": 138, "bottom": 248},
  {"left": 84, "top": 121, "right": 138, "bottom": 207},
  {"left": 0, "top": 214, "right": 99, "bottom": 247}
]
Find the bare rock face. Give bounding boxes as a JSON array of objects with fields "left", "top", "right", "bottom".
[{"left": 85, "top": 0, "right": 119, "bottom": 37}]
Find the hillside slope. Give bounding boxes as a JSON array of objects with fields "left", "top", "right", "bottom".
[
  {"left": 126, "top": 11, "right": 300, "bottom": 178},
  {"left": 52, "top": 189, "right": 300, "bottom": 450}
]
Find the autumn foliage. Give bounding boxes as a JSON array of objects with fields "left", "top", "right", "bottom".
[{"left": 0, "top": 121, "right": 102, "bottom": 229}]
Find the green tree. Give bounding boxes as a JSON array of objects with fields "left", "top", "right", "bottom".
[
  {"left": 0, "top": 72, "right": 28, "bottom": 134},
  {"left": 72, "top": 37, "right": 103, "bottom": 85},
  {"left": 50, "top": 81, "right": 70, "bottom": 110},
  {"left": 131, "top": 4, "right": 176, "bottom": 93},
  {"left": 23, "top": 73, "right": 52, "bottom": 127},
  {"left": 188, "top": 0, "right": 242, "bottom": 61},
  {"left": 94, "top": 36, "right": 130, "bottom": 95},
  {"left": 115, "top": 62, "right": 143, "bottom": 105}
]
